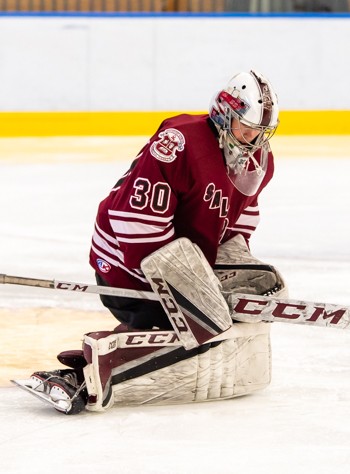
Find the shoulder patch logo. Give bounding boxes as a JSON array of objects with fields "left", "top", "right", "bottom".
[
  {"left": 150, "top": 128, "right": 185, "bottom": 163},
  {"left": 97, "top": 258, "right": 111, "bottom": 273}
]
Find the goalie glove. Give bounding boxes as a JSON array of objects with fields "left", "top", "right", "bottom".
[{"left": 214, "top": 234, "right": 288, "bottom": 300}]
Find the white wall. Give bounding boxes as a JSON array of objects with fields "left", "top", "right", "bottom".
[{"left": 0, "top": 15, "right": 349, "bottom": 111}]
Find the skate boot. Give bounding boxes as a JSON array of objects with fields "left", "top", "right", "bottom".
[{"left": 14, "top": 369, "right": 87, "bottom": 415}]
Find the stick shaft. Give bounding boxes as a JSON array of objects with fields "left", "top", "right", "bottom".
[{"left": 0, "top": 273, "right": 159, "bottom": 301}]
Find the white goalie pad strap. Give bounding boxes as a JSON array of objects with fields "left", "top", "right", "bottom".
[
  {"left": 109, "top": 322, "right": 271, "bottom": 407},
  {"left": 141, "top": 238, "right": 232, "bottom": 349},
  {"left": 83, "top": 332, "right": 114, "bottom": 412},
  {"left": 215, "top": 234, "right": 288, "bottom": 299}
]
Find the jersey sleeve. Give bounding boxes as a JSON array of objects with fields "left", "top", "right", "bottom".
[{"left": 231, "top": 197, "right": 261, "bottom": 246}]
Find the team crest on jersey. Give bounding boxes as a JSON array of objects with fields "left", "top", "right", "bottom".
[
  {"left": 150, "top": 128, "right": 185, "bottom": 163},
  {"left": 97, "top": 258, "right": 111, "bottom": 273}
]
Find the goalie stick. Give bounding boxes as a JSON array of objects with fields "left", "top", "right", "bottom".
[
  {"left": 0, "top": 273, "right": 158, "bottom": 300},
  {"left": 1, "top": 273, "right": 350, "bottom": 338},
  {"left": 0, "top": 265, "right": 276, "bottom": 299}
]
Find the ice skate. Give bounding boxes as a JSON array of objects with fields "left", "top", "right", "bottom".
[{"left": 12, "top": 369, "right": 87, "bottom": 415}]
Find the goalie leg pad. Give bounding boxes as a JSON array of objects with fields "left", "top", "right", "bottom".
[
  {"left": 82, "top": 322, "right": 271, "bottom": 411},
  {"left": 82, "top": 329, "right": 180, "bottom": 411}
]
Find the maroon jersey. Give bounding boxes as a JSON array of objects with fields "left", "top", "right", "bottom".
[{"left": 90, "top": 114, "right": 274, "bottom": 291}]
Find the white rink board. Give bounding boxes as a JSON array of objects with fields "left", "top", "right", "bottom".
[{"left": 0, "top": 16, "right": 349, "bottom": 110}]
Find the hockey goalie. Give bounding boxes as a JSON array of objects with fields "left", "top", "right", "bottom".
[
  {"left": 14, "top": 70, "right": 289, "bottom": 414},
  {"left": 20, "top": 236, "right": 287, "bottom": 414}
]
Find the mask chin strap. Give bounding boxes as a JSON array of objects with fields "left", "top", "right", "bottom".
[
  {"left": 243, "top": 153, "right": 263, "bottom": 176},
  {"left": 218, "top": 128, "right": 226, "bottom": 149}
]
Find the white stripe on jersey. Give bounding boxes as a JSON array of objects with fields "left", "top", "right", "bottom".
[
  {"left": 95, "top": 222, "right": 119, "bottom": 246},
  {"left": 108, "top": 209, "right": 175, "bottom": 244},
  {"left": 243, "top": 205, "right": 259, "bottom": 214},
  {"left": 92, "top": 229, "right": 125, "bottom": 263},
  {"left": 116, "top": 227, "right": 175, "bottom": 244},
  {"left": 234, "top": 213, "right": 260, "bottom": 228},
  {"left": 231, "top": 226, "right": 255, "bottom": 235},
  {"left": 91, "top": 244, "right": 148, "bottom": 283},
  {"left": 227, "top": 205, "right": 260, "bottom": 236},
  {"left": 110, "top": 219, "right": 173, "bottom": 236},
  {"left": 108, "top": 210, "right": 173, "bottom": 223}
]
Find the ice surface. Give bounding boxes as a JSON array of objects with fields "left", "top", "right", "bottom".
[{"left": 1, "top": 138, "right": 350, "bottom": 473}]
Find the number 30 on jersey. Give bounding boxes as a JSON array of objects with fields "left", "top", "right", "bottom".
[{"left": 129, "top": 178, "right": 171, "bottom": 214}]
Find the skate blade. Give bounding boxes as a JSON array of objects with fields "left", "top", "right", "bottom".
[{"left": 11, "top": 379, "right": 72, "bottom": 414}]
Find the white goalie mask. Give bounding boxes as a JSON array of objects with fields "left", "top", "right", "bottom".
[{"left": 209, "top": 70, "right": 279, "bottom": 196}]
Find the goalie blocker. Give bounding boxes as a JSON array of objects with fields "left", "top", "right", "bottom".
[{"left": 18, "top": 236, "right": 287, "bottom": 413}]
